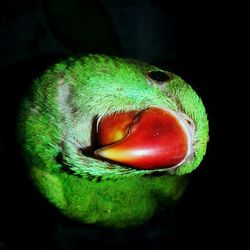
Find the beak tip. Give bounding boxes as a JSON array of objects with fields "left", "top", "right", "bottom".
[
  {"left": 94, "top": 149, "right": 102, "bottom": 157},
  {"left": 94, "top": 148, "right": 111, "bottom": 160}
]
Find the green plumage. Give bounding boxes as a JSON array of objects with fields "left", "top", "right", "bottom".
[{"left": 18, "top": 54, "right": 208, "bottom": 227}]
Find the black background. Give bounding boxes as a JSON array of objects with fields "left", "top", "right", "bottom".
[{"left": 0, "top": 0, "right": 245, "bottom": 249}]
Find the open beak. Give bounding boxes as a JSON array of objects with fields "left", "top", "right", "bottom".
[{"left": 94, "top": 107, "right": 193, "bottom": 170}]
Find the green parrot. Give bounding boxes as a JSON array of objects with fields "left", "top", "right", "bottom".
[{"left": 18, "top": 54, "right": 208, "bottom": 228}]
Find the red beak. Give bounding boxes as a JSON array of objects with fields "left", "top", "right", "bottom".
[{"left": 95, "top": 107, "right": 191, "bottom": 170}]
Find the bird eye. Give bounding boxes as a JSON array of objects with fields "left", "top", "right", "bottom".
[{"left": 147, "top": 71, "right": 172, "bottom": 85}]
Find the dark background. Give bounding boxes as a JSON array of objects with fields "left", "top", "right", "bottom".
[{"left": 0, "top": 0, "right": 245, "bottom": 249}]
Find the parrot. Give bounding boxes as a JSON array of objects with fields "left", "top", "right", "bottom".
[{"left": 18, "top": 54, "right": 209, "bottom": 228}]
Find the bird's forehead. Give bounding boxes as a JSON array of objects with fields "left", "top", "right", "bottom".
[
  {"left": 72, "top": 56, "right": 178, "bottom": 110},
  {"left": 81, "top": 57, "right": 158, "bottom": 83},
  {"left": 81, "top": 67, "right": 156, "bottom": 93}
]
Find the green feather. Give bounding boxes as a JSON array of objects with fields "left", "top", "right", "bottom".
[{"left": 18, "top": 54, "right": 208, "bottom": 227}]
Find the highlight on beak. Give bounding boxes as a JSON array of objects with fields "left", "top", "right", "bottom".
[{"left": 95, "top": 107, "right": 194, "bottom": 170}]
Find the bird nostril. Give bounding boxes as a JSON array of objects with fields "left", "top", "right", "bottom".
[{"left": 186, "top": 119, "right": 192, "bottom": 126}]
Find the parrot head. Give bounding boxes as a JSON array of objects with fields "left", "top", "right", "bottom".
[{"left": 19, "top": 54, "right": 208, "bottom": 227}]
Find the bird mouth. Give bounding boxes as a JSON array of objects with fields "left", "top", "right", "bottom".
[{"left": 93, "top": 107, "right": 194, "bottom": 170}]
